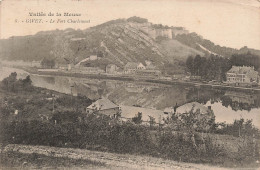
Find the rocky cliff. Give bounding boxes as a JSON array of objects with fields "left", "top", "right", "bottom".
[{"left": 1, "top": 17, "right": 258, "bottom": 74}]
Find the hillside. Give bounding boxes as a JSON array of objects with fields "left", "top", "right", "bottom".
[
  {"left": 175, "top": 33, "right": 260, "bottom": 57},
  {"left": 1, "top": 16, "right": 260, "bottom": 74},
  {"left": 0, "top": 17, "right": 203, "bottom": 73}
]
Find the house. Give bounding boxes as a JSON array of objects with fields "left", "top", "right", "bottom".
[
  {"left": 106, "top": 64, "right": 119, "bottom": 74},
  {"left": 226, "top": 66, "right": 259, "bottom": 85},
  {"left": 137, "top": 63, "right": 146, "bottom": 70},
  {"left": 136, "top": 63, "right": 161, "bottom": 76},
  {"left": 120, "top": 105, "right": 166, "bottom": 125},
  {"left": 31, "top": 61, "right": 41, "bottom": 67},
  {"left": 124, "top": 62, "right": 145, "bottom": 74},
  {"left": 68, "top": 64, "right": 72, "bottom": 71},
  {"left": 124, "top": 62, "right": 138, "bottom": 74},
  {"left": 164, "top": 102, "right": 214, "bottom": 130},
  {"left": 86, "top": 98, "right": 120, "bottom": 118}
]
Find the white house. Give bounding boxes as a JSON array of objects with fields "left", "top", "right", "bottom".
[
  {"left": 226, "top": 66, "right": 259, "bottom": 85},
  {"left": 124, "top": 62, "right": 146, "bottom": 74},
  {"left": 86, "top": 98, "right": 120, "bottom": 118}
]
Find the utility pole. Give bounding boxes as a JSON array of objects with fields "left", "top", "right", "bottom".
[
  {"left": 52, "top": 94, "right": 55, "bottom": 113},
  {"left": 52, "top": 97, "right": 54, "bottom": 113},
  {"left": 70, "top": 85, "right": 74, "bottom": 100}
]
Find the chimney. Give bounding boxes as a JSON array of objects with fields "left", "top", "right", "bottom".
[{"left": 208, "top": 106, "right": 212, "bottom": 110}]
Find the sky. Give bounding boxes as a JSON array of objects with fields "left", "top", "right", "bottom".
[{"left": 0, "top": 0, "right": 260, "bottom": 50}]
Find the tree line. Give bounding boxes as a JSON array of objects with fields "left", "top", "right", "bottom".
[
  {"left": 1, "top": 72, "right": 32, "bottom": 92},
  {"left": 230, "top": 52, "right": 260, "bottom": 70},
  {"left": 186, "top": 55, "right": 231, "bottom": 81},
  {"left": 186, "top": 53, "right": 260, "bottom": 81}
]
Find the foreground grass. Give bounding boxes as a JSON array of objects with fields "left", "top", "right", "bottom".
[
  {"left": 0, "top": 144, "right": 228, "bottom": 170},
  {"left": 1, "top": 144, "right": 260, "bottom": 170},
  {"left": 0, "top": 151, "right": 107, "bottom": 169}
]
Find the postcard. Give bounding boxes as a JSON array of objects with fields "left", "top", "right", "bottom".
[{"left": 0, "top": 0, "right": 260, "bottom": 169}]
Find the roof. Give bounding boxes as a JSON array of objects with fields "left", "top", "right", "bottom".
[
  {"left": 137, "top": 63, "right": 145, "bottom": 68},
  {"left": 227, "top": 66, "right": 255, "bottom": 74},
  {"left": 106, "top": 64, "right": 117, "bottom": 69},
  {"left": 120, "top": 105, "right": 166, "bottom": 123},
  {"left": 124, "top": 62, "right": 139, "bottom": 69},
  {"left": 87, "top": 98, "right": 119, "bottom": 111},
  {"left": 176, "top": 102, "right": 209, "bottom": 115}
]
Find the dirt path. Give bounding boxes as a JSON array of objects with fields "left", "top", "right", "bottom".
[{"left": 2, "top": 144, "right": 229, "bottom": 170}]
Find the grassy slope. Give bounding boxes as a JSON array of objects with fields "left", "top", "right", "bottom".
[{"left": 159, "top": 39, "right": 204, "bottom": 62}]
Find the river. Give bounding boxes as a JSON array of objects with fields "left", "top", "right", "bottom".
[{"left": 1, "top": 67, "right": 260, "bottom": 128}]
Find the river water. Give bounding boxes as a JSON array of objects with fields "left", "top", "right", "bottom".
[{"left": 1, "top": 67, "right": 260, "bottom": 128}]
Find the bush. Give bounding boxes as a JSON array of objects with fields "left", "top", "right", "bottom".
[{"left": 1, "top": 73, "right": 33, "bottom": 92}]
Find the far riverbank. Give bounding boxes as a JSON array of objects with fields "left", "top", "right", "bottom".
[{"left": 19, "top": 67, "right": 260, "bottom": 93}]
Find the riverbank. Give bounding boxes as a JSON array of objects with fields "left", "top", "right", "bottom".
[{"left": 21, "top": 67, "right": 260, "bottom": 93}]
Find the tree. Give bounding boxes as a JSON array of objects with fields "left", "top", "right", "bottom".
[
  {"left": 1, "top": 73, "right": 34, "bottom": 92},
  {"left": 41, "top": 58, "right": 56, "bottom": 68},
  {"left": 193, "top": 55, "right": 202, "bottom": 75},
  {"left": 185, "top": 54, "right": 231, "bottom": 81},
  {"left": 126, "top": 16, "right": 148, "bottom": 23},
  {"left": 230, "top": 52, "right": 260, "bottom": 70},
  {"left": 186, "top": 56, "right": 194, "bottom": 73},
  {"left": 1, "top": 72, "right": 17, "bottom": 91},
  {"left": 132, "top": 112, "right": 142, "bottom": 124},
  {"left": 148, "top": 116, "right": 155, "bottom": 128},
  {"left": 22, "top": 75, "right": 32, "bottom": 90}
]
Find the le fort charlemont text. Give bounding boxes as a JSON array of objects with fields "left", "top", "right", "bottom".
[{"left": 29, "top": 12, "right": 81, "bottom": 17}]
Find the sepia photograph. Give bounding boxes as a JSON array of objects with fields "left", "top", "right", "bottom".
[{"left": 0, "top": 0, "right": 260, "bottom": 169}]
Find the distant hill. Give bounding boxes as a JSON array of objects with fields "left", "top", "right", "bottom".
[
  {"left": 175, "top": 33, "right": 260, "bottom": 57},
  {"left": 0, "top": 16, "right": 259, "bottom": 74}
]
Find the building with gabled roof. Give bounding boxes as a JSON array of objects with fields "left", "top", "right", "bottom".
[
  {"left": 124, "top": 62, "right": 145, "bottom": 74},
  {"left": 136, "top": 62, "right": 161, "bottom": 77},
  {"left": 106, "top": 64, "right": 119, "bottom": 74},
  {"left": 120, "top": 105, "right": 166, "bottom": 125},
  {"left": 226, "top": 66, "right": 259, "bottom": 85},
  {"left": 163, "top": 102, "right": 214, "bottom": 130},
  {"left": 86, "top": 97, "right": 120, "bottom": 118}
]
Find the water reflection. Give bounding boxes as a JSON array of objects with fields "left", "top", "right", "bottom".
[
  {"left": 221, "top": 91, "right": 258, "bottom": 111},
  {"left": 186, "top": 87, "right": 260, "bottom": 111}
]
